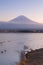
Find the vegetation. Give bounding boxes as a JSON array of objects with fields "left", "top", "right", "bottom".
[
  {"left": 0, "top": 29, "right": 43, "bottom": 33},
  {"left": 17, "top": 48, "right": 43, "bottom": 65}
]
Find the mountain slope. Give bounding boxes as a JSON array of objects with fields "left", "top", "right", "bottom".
[
  {"left": 9, "top": 15, "right": 38, "bottom": 24},
  {"left": 0, "top": 15, "right": 43, "bottom": 31}
]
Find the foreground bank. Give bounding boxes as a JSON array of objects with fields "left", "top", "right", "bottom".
[{"left": 18, "top": 48, "right": 43, "bottom": 65}]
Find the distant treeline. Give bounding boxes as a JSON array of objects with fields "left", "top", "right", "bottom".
[{"left": 0, "top": 29, "right": 43, "bottom": 33}]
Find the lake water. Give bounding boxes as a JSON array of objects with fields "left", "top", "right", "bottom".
[{"left": 0, "top": 33, "right": 43, "bottom": 65}]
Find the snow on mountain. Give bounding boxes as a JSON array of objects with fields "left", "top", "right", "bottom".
[
  {"left": 0, "top": 15, "right": 43, "bottom": 30},
  {"left": 9, "top": 15, "right": 38, "bottom": 24}
]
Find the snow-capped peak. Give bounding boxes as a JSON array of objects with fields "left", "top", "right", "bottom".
[{"left": 9, "top": 15, "right": 38, "bottom": 24}]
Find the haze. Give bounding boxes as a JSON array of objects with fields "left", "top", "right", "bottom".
[{"left": 0, "top": 0, "right": 43, "bottom": 23}]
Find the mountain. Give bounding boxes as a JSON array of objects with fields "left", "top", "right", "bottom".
[
  {"left": 9, "top": 15, "right": 38, "bottom": 24},
  {"left": 0, "top": 15, "right": 43, "bottom": 31}
]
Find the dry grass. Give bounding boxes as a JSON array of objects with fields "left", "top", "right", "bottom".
[{"left": 17, "top": 48, "right": 43, "bottom": 65}]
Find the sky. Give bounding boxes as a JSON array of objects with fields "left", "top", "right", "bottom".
[{"left": 0, "top": 0, "right": 43, "bottom": 23}]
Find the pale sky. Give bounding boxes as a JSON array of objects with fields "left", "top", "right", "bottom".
[{"left": 0, "top": 0, "right": 43, "bottom": 23}]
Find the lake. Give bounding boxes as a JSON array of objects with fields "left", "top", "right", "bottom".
[{"left": 0, "top": 33, "right": 43, "bottom": 65}]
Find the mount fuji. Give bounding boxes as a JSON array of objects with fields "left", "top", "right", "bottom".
[
  {"left": 0, "top": 15, "right": 43, "bottom": 31},
  {"left": 9, "top": 15, "right": 38, "bottom": 24}
]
